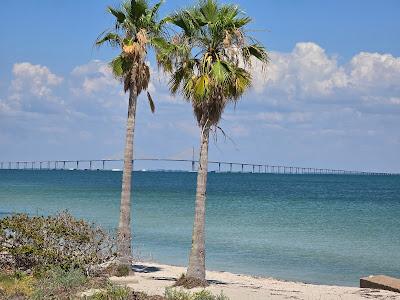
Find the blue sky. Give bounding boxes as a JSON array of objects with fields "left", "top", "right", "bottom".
[{"left": 1, "top": 0, "right": 400, "bottom": 172}]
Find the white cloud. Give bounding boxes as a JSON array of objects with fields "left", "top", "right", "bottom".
[
  {"left": 2, "top": 62, "right": 66, "bottom": 114},
  {"left": 71, "top": 60, "right": 119, "bottom": 95},
  {"left": 346, "top": 53, "right": 400, "bottom": 115},
  {"left": 10, "top": 62, "right": 63, "bottom": 101},
  {"left": 253, "top": 42, "right": 348, "bottom": 98},
  {"left": 256, "top": 111, "right": 313, "bottom": 124},
  {"left": 349, "top": 52, "right": 400, "bottom": 91},
  {"left": 252, "top": 42, "right": 400, "bottom": 110}
]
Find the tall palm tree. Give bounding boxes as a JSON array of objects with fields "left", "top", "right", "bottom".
[
  {"left": 155, "top": 0, "right": 268, "bottom": 283},
  {"left": 96, "top": 0, "right": 164, "bottom": 266}
]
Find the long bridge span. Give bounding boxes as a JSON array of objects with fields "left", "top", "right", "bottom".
[{"left": 0, "top": 158, "right": 396, "bottom": 176}]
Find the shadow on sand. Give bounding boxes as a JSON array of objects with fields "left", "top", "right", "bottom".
[{"left": 133, "top": 264, "right": 162, "bottom": 273}]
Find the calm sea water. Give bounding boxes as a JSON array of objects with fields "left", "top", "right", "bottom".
[{"left": 0, "top": 170, "right": 399, "bottom": 286}]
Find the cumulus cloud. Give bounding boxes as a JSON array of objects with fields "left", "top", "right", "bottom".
[
  {"left": 252, "top": 42, "right": 400, "bottom": 108},
  {"left": 71, "top": 60, "right": 119, "bottom": 95},
  {"left": 349, "top": 52, "right": 400, "bottom": 91},
  {"left": 252, "top": 43, "right": 347, "bottom": 98},
  {"left": 11, "top": 62, "right": 63, "bottom": 99},
  {"left": 68, "top": 60, "right": 128, "bottom": 116},
  {"left": 2, "top": 62, "right": 66, "bottom": 114}
]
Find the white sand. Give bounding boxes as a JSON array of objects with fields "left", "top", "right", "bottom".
[{"left": 109, "top": 262, "right": 400, "bottom": 299}]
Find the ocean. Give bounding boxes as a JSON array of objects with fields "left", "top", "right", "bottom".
[{"left": 0, "top": 170, "right": 399, "bottom": 286}]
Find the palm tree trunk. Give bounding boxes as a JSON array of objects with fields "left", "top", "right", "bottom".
[
  {"left": 187, "top": 123, "right": 210, "bottom": 281},
  {"left": 117, "top": 85, "right": 138, "bottom": 265}
]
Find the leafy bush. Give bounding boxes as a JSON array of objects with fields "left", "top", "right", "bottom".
[
  {"left": 164, "top": 288, "right": 229, "bottom": 300},
  {"left": 88, "top": 283, "right": 131, "bottom": 300},
  {"left": 0, "top": 271, "right": 35, "bottom": 299},
  {"left": 116, "top": 264, "right": 131, "bottom": 277},
  {"left": 98, "top": 262, "right": 132, "bottom": 278},
  {"left": 0, "top": 212, "right": 116, "bottom": 274},
  {"left": 31, "top": 266, "right": 88, "bottom": 299}
]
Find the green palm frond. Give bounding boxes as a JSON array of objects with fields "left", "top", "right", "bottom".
[
  {"left": 242, "top": 44, "right": 269, "bottom": 66},
  {"left": 110, "top": 55, "right": 133, "bottom": 78},
  {"left": 110, "top": 56, "right": 124, "bottom": 77},
  {"left": 150, "top": 0, "right": 163, "bottom": 18},
  {"left": 231, "top": 67, "right": 251, "bottom": 98},
  {"left": 96, "top": 32, "right": 121, "bottom": 47},
  {"left": 211, "top": 61, "right": 228, "bottom": 83},
  {"left": 194, "top": 75, "right": 210, "bottom": 101},
  {"left": 108, "top": 6, "right": 126, "bottom": 24}
]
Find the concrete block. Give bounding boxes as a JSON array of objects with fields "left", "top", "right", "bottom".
[{"left": 360, "top": 275, "right": 400, "bottom": 293}]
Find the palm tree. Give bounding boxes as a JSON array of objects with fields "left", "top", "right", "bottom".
[
  {"left": 156, "top": 0, "right": 269, "bottom": 283},
  {"left": 96, "top": 0, "right": 164, "bottom": 266}
]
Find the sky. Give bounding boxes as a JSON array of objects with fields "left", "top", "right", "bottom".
[{"left": 0, "top": 0, "right": 400, "bottom": 173}]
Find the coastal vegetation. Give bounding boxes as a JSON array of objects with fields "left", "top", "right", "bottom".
[
  {"left": 156, "top": 0, "right": 268, "bottom": 284},
  {"left": 0, "top": 213, "right": 230, "bottom": 299},
  {"left": 0, "top": 212, "right": 115, "bottom": 274},
  {"left": 95, "top": 0, "right": 165, "bottom": 266}
]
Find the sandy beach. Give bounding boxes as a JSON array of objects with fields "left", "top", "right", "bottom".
[{"left": 109, "top": 262, "right": 400, "bottom": 300}]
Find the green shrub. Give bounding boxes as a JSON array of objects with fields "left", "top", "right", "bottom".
[
  {"left": 88, "top": 283, "right": 131, "bottom": 300},
  {"left": 164, "top": 288, "right": 191, "bottom": 300},
  {"left": 164, "top": 288, "right": 229, "bottom": 300},
  {"left": 31, "top": 266, "right": 88, "bottom": 299},
  {"left": 0, "top": 212, "right": 116, "bottom": 274},
  {"left": 116, "top": 264, "right": 131, "bottom": 277},
  {"left": 99, "top": 263, "right": 131, "bottom": 277}
]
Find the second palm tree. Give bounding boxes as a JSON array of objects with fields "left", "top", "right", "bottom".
[{"left": 157, "top": 0, "right": 269, "bottom": 284}]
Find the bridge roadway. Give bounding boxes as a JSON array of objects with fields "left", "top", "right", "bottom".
[{"left": 0, "top": 158, "right": 396, "bottom": 176}]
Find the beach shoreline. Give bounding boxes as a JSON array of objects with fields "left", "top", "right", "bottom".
[{"left": 109, "top": 261, "right": 400, "bottom": 300}]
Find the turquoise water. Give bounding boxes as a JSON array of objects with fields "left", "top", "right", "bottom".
[{"left": 0, "top": 170, "right": 399, "bottom": 286}]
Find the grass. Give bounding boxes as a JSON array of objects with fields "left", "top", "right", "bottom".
[
  {"left": 87, "top": 283, "right": 131, "bottom": 299},
  {"left": 165, "top": 288, "right": 228, "bottom": 300},
  {"left": 88, "top": 286, "right": 229, "bottom": 300},
  {"left": 31, "top": 267, "right": 88, "bottom": 299},
  {"left": 0, "top": 271, "right": 35, "bottom": 299}
]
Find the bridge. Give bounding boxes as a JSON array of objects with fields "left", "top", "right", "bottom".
[{"left": 0, "top": 158, "right": 396, "bottom": 176}]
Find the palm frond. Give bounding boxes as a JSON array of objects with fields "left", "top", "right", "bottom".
[
  {"left": 147, "top": 91, "right": 155, "bottom": 113},
  {"left": 211, "top": 61, "right": 228, "bottom": 83},
  {"left": 110, "top": 56, "right": 124, "bottom": 77},
  {"left": 108, "top": 6, "right": 126, "bottom": 24},
  {"left": 96, "top": 32, "right": 121, "bottom": 47},
  {"left": 243, "top": 44, "right": 269, "bottom": 64},
  {"left": 194, "top": 75, "right": 210, "bottom": 101},
  {"left": 150, "top": 0, "right": 163, "bottom": 19},
  {"left": 128, "top": 0, "right": 148, "bottom": 22}
]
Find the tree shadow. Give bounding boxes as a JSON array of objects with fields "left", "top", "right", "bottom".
[
  {"left": 132, "top": 264, "right": 162, "bottom": 273},
  {"left": 207, "top": 279, "right": 228, "bottom": 286}
]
